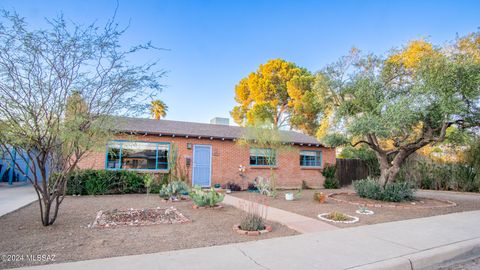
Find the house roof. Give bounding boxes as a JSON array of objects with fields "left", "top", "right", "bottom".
[{"left": 113, "top": 116, "right": 325, "bottom": 146}]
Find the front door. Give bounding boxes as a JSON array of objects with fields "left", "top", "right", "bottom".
[{"left": 192, "top": 145, "right": 212, "bottom": 187}]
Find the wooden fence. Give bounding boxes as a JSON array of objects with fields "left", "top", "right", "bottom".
[{"left": 335, "top": 158, "right": 370, "bottom": 187}]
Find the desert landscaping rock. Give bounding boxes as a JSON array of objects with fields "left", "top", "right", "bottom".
[
  {"left": 233, "top": 224, "right": 273, "bottom": 236},
  {"left": 318, "top": 213, "right": 359, "bottom": 224},
  {"left": 91, "top": 207, "right": 190, "bottom": 228},
  {"left": 232, "top": 188, "right": 480, "bottom": 228},
  {"left": 356, "top": 209, "right": 374, "bottom": 215},
  {"left": 192, "top": 204, "right": 223, "bottom": 210},
  {"left": 328, "top": 192, "right": 457, "bottom": 209},
  {"left": 0, "top": 194, "right": 297, "bottom": 269}
]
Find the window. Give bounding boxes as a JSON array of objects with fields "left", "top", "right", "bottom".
[
  {"left": 300, "top": 150, "right": 322, "bottom": 167},
  {"left": 106, "top": 141, "right": 169, "bottom": 170},
  {"left": 250, "top": 148, "right": 276, "bottom": 166}
]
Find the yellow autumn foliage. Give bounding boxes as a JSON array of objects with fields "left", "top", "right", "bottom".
[
  {"left": 231, "top": 59, "right": 319, "bottom": 134},
  {"left": 387, "top": 40, "right": 439, "bottom": 69},
  {"left": 457, "top": 32, "right": 480, "bottom": 63}
]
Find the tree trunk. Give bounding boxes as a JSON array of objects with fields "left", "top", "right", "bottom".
[
  {"left": 378, "top": 165, "right": 401, "bottom": 188},
  {"left": 38, "top": 194, "right": 62, "bottom": 226},
  {"left": 34, "top": 173, "right": 66, "bottom": 226},
  {"left": 375, "top": 151, "right": 392, "bottom": 187}
]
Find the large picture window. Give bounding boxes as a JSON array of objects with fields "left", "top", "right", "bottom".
[
  {"left": 249, "top": 148, "right": 276, "bottom": 166},
  {"left": 300, "top": 150, "right": 322, "bottom": 167},
  {"left": 106, "top": 141, "right": 169, "bottom": 170}
]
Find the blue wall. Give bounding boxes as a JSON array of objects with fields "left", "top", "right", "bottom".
[{"left": 0, "top": 147, "right": 47, "bottom": 185}]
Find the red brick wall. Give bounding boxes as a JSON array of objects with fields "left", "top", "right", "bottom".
[{"left": 76, "top": 134, "right": 336, "bottom": 189}]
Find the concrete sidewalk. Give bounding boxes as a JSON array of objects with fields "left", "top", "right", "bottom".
[
  {"left": 20, "top": 210, "right": 480, "bottom": 270},
  {"left": 223, "top": 194, "right": 337, "bottom": 233},
  {"left": 0, "top": 184, "right": 37, "bottom": 217}
]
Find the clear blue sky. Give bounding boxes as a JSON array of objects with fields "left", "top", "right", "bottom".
[{"left": 1, "top": 0, "right": 479, "bottom": 124}]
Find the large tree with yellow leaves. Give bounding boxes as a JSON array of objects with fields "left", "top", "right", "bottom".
[
  {"left": 231, "top": 59, "right": 320, "bottom": 135},
  {"left": 318, "top": 33, "right": 480, "bottom": 186}
]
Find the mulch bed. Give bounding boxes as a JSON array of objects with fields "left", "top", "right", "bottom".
[
  {"left": 91, "top": 207, "right": 190, "bottom": 228},
  {"left": 328, "top": 192, "right": 457, "bottom": 209}
]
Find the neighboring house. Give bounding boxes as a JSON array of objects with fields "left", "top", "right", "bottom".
[
  {"left": 0, "top": 146, "right": 44, "bottom": 185},
  {"left": 77, "top": 117, "right": 336, "bottom": 188}
]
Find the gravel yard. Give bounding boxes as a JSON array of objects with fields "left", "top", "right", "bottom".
[
  {"left": 232, "top": 188, "right": 480, "bottom": 228},
  {"left": 0, "top": 194, "right": 297, "bottom": 269}
]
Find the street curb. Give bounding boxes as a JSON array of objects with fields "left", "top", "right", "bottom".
[{"left": 350, "top": 237, "right": 480, "bottom": 270}]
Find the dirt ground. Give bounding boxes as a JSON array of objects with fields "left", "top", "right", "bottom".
[
  {"left": 232, "top": 188, "right": 480, "bottom": 228},
  {"left": 0, "top": 194, "right": 297, "bottom": 269}
]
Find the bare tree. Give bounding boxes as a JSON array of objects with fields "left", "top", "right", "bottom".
[{"left": 0, "top": 9, "right": 164, "bottom": 226}]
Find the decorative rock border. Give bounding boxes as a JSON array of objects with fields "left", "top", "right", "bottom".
[
  {"left": 90, "top": 207, "right": 190, "bottom": 228},
  {"left": 192, "top": 204, "right": 223, "bottom": 210},
  {"left": 328, "top": 192, "right": 457, "bottom": 209},
  {"left": 318, "top": 213, "right": 359, "bottom": 224},
  {"left": 356, "top": 209, "right": 374, "bottom": 215},
  {"left": 161, "top": 195, "right": 190, "bottom": 203},
  {"left": 233, "top": 224, "right": 272, "bottom": 236}
]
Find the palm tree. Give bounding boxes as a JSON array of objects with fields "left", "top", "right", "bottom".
[{"left": 150, "top": 100, "right": 168, "bottom": 120}]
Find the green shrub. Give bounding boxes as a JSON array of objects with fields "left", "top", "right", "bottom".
[
  {"left": 454, "top": 165, "right": 478, "bottom": 192},
  {"left": 159, "top": 180, "right": 189, "bottom": 200},
  {"left": 144, "top": 174, "right": 154, "bottom": 194},
  {"left": 66, "top": 169, "right": 163, "bottom": 195},
  {"left": 382, "top": 181, "right": 415, "bottom": 202},
  {"left": 353, "top": 177, "right": 415, "bottom": 202},
  {"left": 396, "top": 154, "right": 479, "bottom": 193},
  {"left": 353, "top": 177, "right": 382, "bottom": 200},
  {"left": 323, "top": 177, "right": 340, "bottom": 189},
  {"left": 322, "top": 164, "right": 340, "bottom": 189},
  {"left": 67, "top": 171, "right": 85, "bottom": 195},
  {"left": 150, "top": 174, "right": 169, "bottom": 194},
  {"left": 325, "top": 212, "right": 352, "bottom": 222},
  {"left": 322, "top": 164, "right": 336, "bottom": 178},
  {"left": 85, "top": 175, "right": 109, "bottom": 195},
  {"left": 119, "top": 171, "right": 145, "bottom": 193},
  {"left": 240, "top": 213, "right": 265, "bottom": 231},
  {"left": 189, "top": 186, "right": 224, "bottom": 207},
  {"left": 239, "top": 202, "right": 266, "bottom": 231}
]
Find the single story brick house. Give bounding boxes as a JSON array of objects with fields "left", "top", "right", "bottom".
[{"left": 77, "top": 117, "right": 336, "bottom": 189}]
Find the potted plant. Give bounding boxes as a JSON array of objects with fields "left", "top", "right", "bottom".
[
  {"left": 213, "top": 183, "right": 222, "bottom": 192},
  {"left": 223, "top": 182, "right": 241, "bottom": 194},
  {"left": 285, "top": 192, "right": 294, "bottom": 201},
  {"left": 313, "top": 191, "right": 326, "bottom": 203}
]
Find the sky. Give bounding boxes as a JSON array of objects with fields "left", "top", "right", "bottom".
[{"left": 0, "top": 0, "right": 479, "bottom": 124}]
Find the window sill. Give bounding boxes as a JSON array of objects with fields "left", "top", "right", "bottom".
[
  {"left": 249, "top": 165, "right": 278, "bottom": 169},
  {"left": 300, "top": 166, "right": 322, "bottom": 170}
]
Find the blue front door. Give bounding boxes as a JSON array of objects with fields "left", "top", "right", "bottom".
[{"left": 192, "top": 145, "right": 212, "bottom": 187}]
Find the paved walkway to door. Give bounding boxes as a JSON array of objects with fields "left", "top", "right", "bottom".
[
  {"left": 223, "top": 194, "right": 337, "bottom": 233},
  {"left": 0, "top": 183, "right": 37, "bottom": 217}
]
